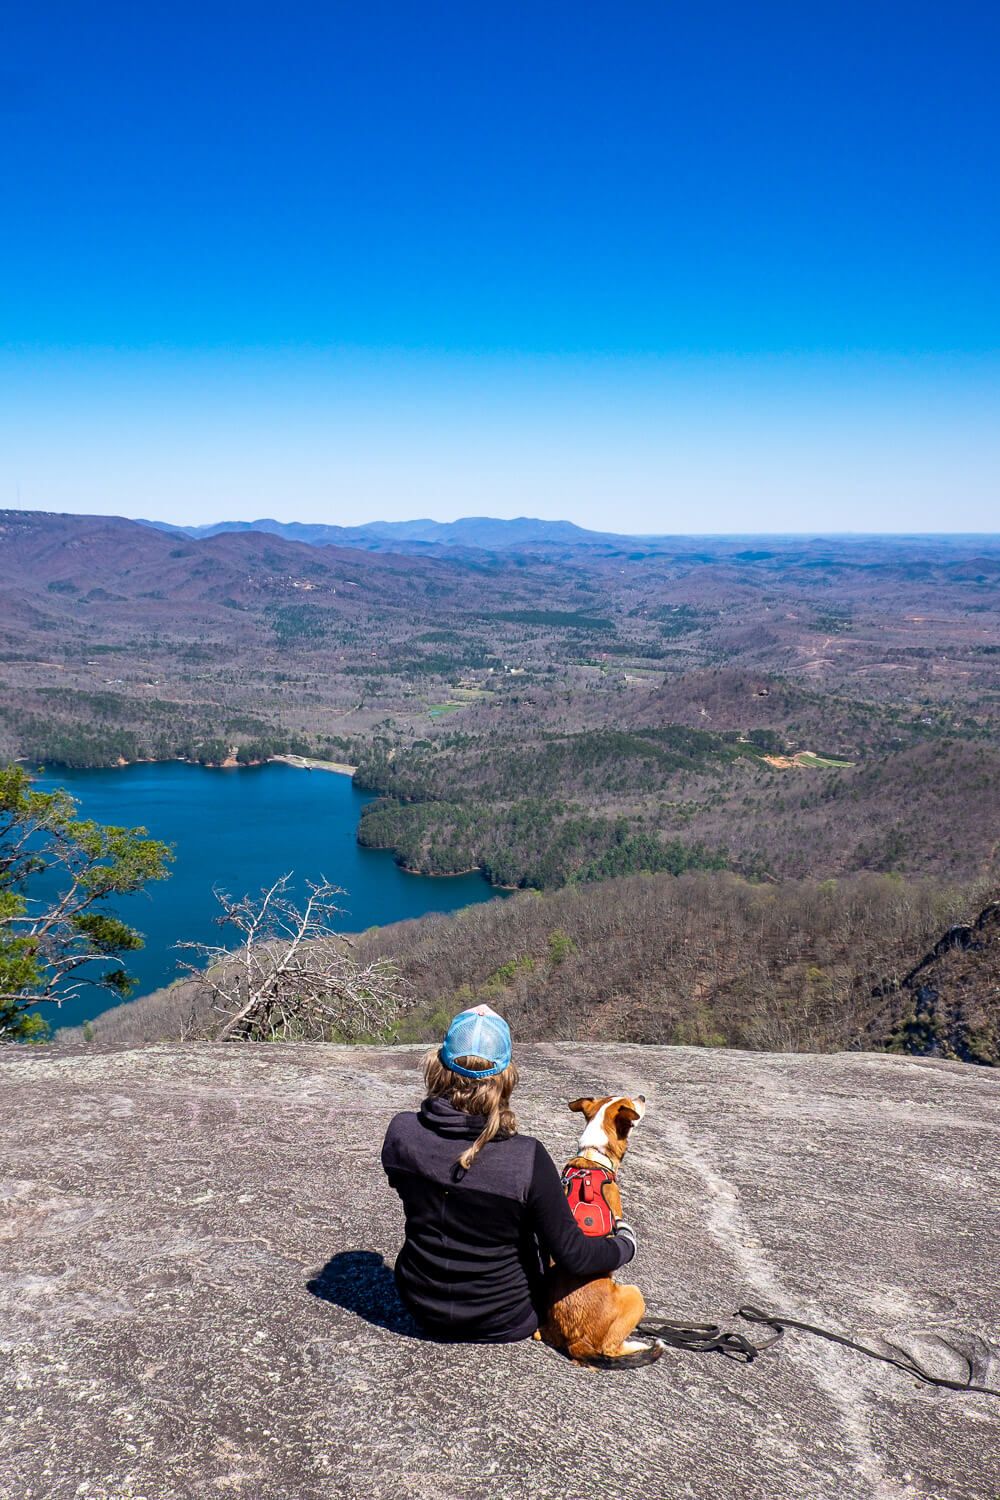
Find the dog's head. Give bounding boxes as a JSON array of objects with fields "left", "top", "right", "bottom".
[{"left": 568, "top": 1093, "right": 646, "bottom": 1166}]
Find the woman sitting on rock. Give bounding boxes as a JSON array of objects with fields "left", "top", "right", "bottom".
[{"left": 380, "top": 1003, "right": 637, "bottom": 1343}]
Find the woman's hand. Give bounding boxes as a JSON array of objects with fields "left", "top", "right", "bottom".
[{"left": 613, "top": 1219, "right": 637, "bottom": 1260}]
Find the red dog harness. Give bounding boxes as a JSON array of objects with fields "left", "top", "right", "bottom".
[{"left": 561, "top": 1164, "right": 616, "bottom": 1237}]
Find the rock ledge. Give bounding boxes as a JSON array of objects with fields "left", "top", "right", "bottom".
[{"left": 1, "top": 1042, "right": 998, "bottom": 1500}]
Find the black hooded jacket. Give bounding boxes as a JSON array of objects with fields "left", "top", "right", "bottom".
[{"left": 381, "top": 1096, "right": 635, "bottom": 1343}]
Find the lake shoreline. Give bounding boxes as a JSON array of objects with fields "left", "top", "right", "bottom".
[
  {"left": 19, "top": 753, "right": 358, "bottom": 777},
  {"left": 372, "top": 852, "right": 518, "bottom": 891},
  {"left": 270, "top": 754, "right": 358, "bottom": 776}
]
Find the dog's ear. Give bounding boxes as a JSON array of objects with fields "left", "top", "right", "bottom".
[
  {"left": 568, "top": 1097, "right": 598, "bottom": 1117},
  {"left": 611, "top": 1103, "right": 640, "bottom": 1134}
]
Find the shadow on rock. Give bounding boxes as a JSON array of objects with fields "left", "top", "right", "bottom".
[{"left": 307, "top": 1250, "right": 426, "bottom": 1337}]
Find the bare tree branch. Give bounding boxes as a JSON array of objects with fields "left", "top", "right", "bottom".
[{"left": 176, "top": 874, "right": 412, "bottom": 1043}]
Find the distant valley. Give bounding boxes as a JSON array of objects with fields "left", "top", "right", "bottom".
[{"left": 2, "top": 508, "right": 998, "bottom": 893}]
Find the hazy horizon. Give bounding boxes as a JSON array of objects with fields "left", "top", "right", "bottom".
[{"left": 8, "top": 501, "right": 998, "bottom": 542}]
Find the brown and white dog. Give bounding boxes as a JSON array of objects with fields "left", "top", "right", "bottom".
[{"left": 537, "top": 1093, "right": 662, "bottom": 1366}]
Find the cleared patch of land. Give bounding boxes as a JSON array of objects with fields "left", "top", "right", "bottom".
[
  {"left": 764, "top": 750, "right": 855, "bottom": 769},
  {"left": 271, "top": 753, "right": 358, "bottom": 775}
]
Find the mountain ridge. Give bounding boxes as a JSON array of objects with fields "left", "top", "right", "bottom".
[
  {"left": 138, "top": 512, "right": 1000, "bottom": 556},
  {"left": 139, "top": 513, "right": 616, "bottom": 552}
]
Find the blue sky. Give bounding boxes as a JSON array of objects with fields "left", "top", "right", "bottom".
[{"left": 2, "top": 2, "right": 997, "bottom": 531}]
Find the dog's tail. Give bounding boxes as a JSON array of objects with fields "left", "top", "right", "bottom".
[{"left": 579, "top": 1337, "right": 666, "bottom": 1370}]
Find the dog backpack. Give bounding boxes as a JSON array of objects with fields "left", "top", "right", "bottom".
[{"left": 561, "top": 1166, "right": 616, "bottom": 1237}]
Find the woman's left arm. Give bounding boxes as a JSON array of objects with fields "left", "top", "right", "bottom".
[{"left": 526, "top": 1141, "right": 635, "bottom": 1277}]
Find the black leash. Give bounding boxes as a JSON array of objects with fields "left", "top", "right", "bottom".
[
  {"left": 635, "top": 1316, "right": 772, "bottom": 1364},
  {"left": 638, "top": 1304, "right": 1000, "bottom": 1396},
  {"left": 736, "top": 1304, "right": 1000, "bottom": 1398}
]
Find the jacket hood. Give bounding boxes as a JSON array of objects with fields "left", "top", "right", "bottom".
[{"left": 419, "top": 1095, "right": 486, "bottom": 1140}]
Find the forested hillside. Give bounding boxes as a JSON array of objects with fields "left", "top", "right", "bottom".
[{"left": 64, "top": 870, "right": 997, "bottom": 1063}]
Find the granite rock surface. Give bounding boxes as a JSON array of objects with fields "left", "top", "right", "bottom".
[{"left": 0, "top": 1042, "right": 998, "bottom": 1500}]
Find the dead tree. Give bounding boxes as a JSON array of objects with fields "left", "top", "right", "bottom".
[{"left": 177, "top": 875, "right": 411, "bottom": 1042}]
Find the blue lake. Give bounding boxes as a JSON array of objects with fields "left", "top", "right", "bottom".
[{"left": 31, "top": 760, "right": 500, "bottom": 1029}]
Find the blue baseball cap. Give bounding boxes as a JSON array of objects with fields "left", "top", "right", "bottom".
[{"left": 440, "top": 1005, "right": 513, "bottom": 1079}]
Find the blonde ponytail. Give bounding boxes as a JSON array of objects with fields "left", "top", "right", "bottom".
[{"left": 423, "top": 1049, "right": 519, "bottom": 1171}]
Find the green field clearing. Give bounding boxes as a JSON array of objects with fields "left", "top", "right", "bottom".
[
  {"left": 796, "top": 751, "right": 855, "bottom": 768},
  {"left": 427, "top": 684, "right": 493, "bottom": 718}
]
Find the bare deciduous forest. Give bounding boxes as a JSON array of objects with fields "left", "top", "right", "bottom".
[{"left": 64, "top": 871, "right": 998, "bottom": 1063}]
